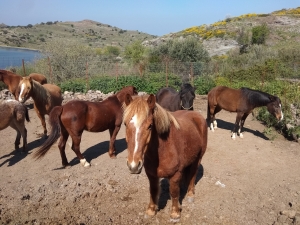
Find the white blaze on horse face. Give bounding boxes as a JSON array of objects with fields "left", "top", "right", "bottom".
[
  {"left": 19, "top": 83, "right": 26, "bottom": 102},
  {"left": 129, "top": 114, "right": 140, "bottom": 168}
]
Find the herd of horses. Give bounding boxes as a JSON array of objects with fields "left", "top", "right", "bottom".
[{"left": 0, "top": 68, "right": 284, "bottom": 221}]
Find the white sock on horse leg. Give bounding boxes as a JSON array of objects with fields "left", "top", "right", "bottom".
[
  {"left": 80, "top": 158, "right": 91, "bottom": 167},
  {"left": 231, "top": 132, "right": 236, "bottom": 140},
  {"left": 210, "top": 123, "right": 215, "bottom": 132},
  {"left": 213, "top": 120, "right": 217, "bottom": 129}
]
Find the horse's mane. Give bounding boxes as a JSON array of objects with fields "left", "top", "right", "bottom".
[
  {"left": 0, "top": 69, "right": 19, "bottom": 76},
  {"left": 31, "top": 80, "right": 51, "bottom": 105},
  {"left": 240, "top": 87, "right": 276, "bottom": 106},
  {"left": 123, "top": 96, "right": 180, "bottom": 134},
  {"left": 180, "top": 83, "right": 195, "bottom": 95}
]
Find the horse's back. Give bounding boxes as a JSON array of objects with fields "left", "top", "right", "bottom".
[
  {"left": 29, "top": 73, "right": 47, "bottom": 84},
  {"left": 156, "top": 87, "right": 180, "bottom": 111},
  {"left": 0, "top": 100, "right": 26, "bottom": 130},
  {"left": 208, "top": 86, "right": 242, "bottom": 111},
  {"left": 61, "top": 99, "right": 120, "bottom": 132},
  {"left": 171, "top": 110, "right": 207, "bottom": 154}
]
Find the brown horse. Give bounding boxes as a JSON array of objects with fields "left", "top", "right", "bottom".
[
  {"left": 207, "top": 86, "right": 283, "bottom": 139},
  {"left": 156, "top": 83, "right": 196, "bottom": 111},
  {"left": 123, "top": 94, "right": 207, "bottom": 221},
  {"left": 33, "top": 86, "right": 138, "bottom": 168},
  {"left": 0, "top": 70, "right": 47, "bottom": 99},
  {"left": 18, "top": 76, "right": 62, "bottom": 137},
  {"left": 0, "top": 100, "right": 30, "bottom": 151}
]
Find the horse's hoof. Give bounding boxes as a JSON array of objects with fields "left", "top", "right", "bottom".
[
  {"left": 110, "top": 155, "right": 117, "bottom": 159},
  {"left": 170, "top": 212, "right": 181, "bottom": 222},
  {"left": 239, "top": 133, "right": 244, "bottom": 138},
  {"left": 80, "top": 159, "right": 91, "bottom": 167},
  {"left": 231, "top": 133, "right": 236, "bottom": 140},
  {"left": 145, "top": 208, "right": 156, "bottom": 217},
  {"left": 170, "top": 218, "right": 180, "bottom": 223},
  {"left": 63, "top": 164, "right": 71, "bottom": 169}
]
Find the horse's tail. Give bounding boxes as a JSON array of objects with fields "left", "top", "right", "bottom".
[
  {"left": 24, "top": 105, "right": 30, "bottom": 122},
  {"left": 206, "top": 100, "right": 210, "bottom": 121},
  {"left": 33, "top": 106, "right": 63, "bottom": 160}
]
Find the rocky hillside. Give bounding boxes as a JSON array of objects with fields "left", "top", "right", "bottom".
[
  {"left": 0, "top": 19, "right": 156, "bottom": 50},
  {"left": 0, "top": 8, "right": 299, "bottom": 56},
  {"left": 143, "top": 8, "right": 300, "bottom": 56}
]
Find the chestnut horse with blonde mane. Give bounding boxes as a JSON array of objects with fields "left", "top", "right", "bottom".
[
  {"left": 0, "top": 100, "right": 30, "bottom": 151},
  {"left": 33, "top": 86, "right": 138, "bottom": 168},
  {"left": 18, "top": 76, "right": 62, "bottom": 137},
  {"left": 0, "top": 69, "right": 47, "bottom": 99},
  {"left": 123, "top": 94, "right": 207, "bottom": 221}
]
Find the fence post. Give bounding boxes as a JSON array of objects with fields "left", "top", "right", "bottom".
[
  {"left": 115, "top": 62, "right": 118, "bottom": 82},
  {"left": 86, "top": 61, "right": 89, "bottom": 91},
  {"left": 47, "top": 57, "right": 53, "bottom": 83},
  {"left": 165, "top": 60, "right": 169, "bottom": 87},
  {"left": 22, "top": 59, "right": 26, "bottom": 76},
  {"left": 190, "top": 62, "right": 194, "bottom": 85}
]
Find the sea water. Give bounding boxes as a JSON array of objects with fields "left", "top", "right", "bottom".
[{"left": 0, "top": 47, "right": 42, "bottom": 69}]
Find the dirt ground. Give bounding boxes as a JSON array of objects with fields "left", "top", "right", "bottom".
[{"left": 0, "top": 95, "right": 299, "bottom": 225}]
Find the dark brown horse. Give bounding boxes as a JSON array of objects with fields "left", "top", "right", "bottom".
[
  {"left": 33, "top": 86, "right": 138, "bottom": 168},
  {"left": 156, "top": 83, "right": 196, "bottom": 111},
  {"left": 18, "top": 76, "right": 62, "bottom": 137},
  {"left": 0, "top": 70, "right": 47, "bottom": 99},
  {"left": 0, "top": 100, "right": 30, "bottom": 151},
  {"left": 207, "top": 86, "right": 283, "bottom": 139},
  {"left": 123, "top": 94, "right": 207, "bottom": 221}
]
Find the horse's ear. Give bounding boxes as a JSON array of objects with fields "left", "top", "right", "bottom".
[
  {"left": 27, "top": 76, "right": 33, "bottom": 83},
  {"left": 147, "top": 94, "right": 156, "bottom": 110},
  {"left": 125, "top": 94, "right": 133, "bottom": 106}
]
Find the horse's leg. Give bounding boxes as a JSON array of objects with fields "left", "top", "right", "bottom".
[
  {"left": 207, "top": 102, "right": 216, "bottom": 131},
  {"left": 169, "top": 172, "right": 182, "bottom": 221},
  {"left": 19, "top": 126, "right": 27, "bottom": 152},
  {"left": 145, "top": 174, "right": 160, "bottom": 217},
  {"left": 70, "top": 133, "right": 90, "bottom": 167},
  {"left": 10, "top": 123, "right": 21, "bottom": 150},
  {"left": 238, "top": 113, "right": 250, "bottom": 138},
  {"left": 108, "top": 125, "right": 121, "bottom": 158},
  {"left": 34, "top": 106, "right": 47, "bottom": 138},
  {"left": 212, "top": 106, "right": 222, "bottom": 130},
  {"left": 185, "top": 160, "right": 200, "bottom": 203},
  {"left": 232, "top": 112, "right": 243, "bottom": 140},
  {"left": 58, "top": 127, "right": 70, "bottom": 168}
]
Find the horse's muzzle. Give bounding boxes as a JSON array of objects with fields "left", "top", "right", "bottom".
[
  {"left": 127, "top": 160, "right": 143, "bottom": 174},
  {"left": 18, "top": 97, "right": 25, "bottom": 103}
]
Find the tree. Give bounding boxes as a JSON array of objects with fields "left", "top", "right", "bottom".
[
  {"left": 148, "top": 36, "right": 210, "bottom": 63},
  {"left": 40, "top": 40, "right": 95, "bottom": 82},
  {"left": 123, "top": 41, "right": 148, "bottom": 76}
]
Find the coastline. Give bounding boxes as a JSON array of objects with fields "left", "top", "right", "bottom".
[{"left": 0, "top": 45, "right": 40, "bottom": 52}]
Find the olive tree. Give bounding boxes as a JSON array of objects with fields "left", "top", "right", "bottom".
[{"left": 39, "top": 39, "right": 95, "bottom": 82}]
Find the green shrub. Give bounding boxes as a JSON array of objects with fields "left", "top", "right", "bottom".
[
  {"left": 194, "top": 76, "right": 215, "bottom": 94},
  {"left": 252, "top": 24, "right": 269, "bottom": 45}
]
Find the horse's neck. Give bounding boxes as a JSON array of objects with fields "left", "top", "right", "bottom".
[
  {"left": 247, "top": 91, "right": 271, "bottom": 107},
  {"left": 1, "top": 73, "right": 20, "bottom": 92},
  {"left": 31, "top": 81, "right": 49, "bottom": 104}
]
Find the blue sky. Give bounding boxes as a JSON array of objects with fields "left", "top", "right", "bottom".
[{"left": 0, "top": 0, "right": 299, "bottom": 36}]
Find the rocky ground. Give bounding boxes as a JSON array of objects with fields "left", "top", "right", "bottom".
[{"left": 0, "top": 94, "right": 300, "bottom": 225}]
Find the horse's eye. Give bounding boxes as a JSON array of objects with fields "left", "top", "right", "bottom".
[{"left": 148, "top": 124, "right": 152, "bottom": 130}]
